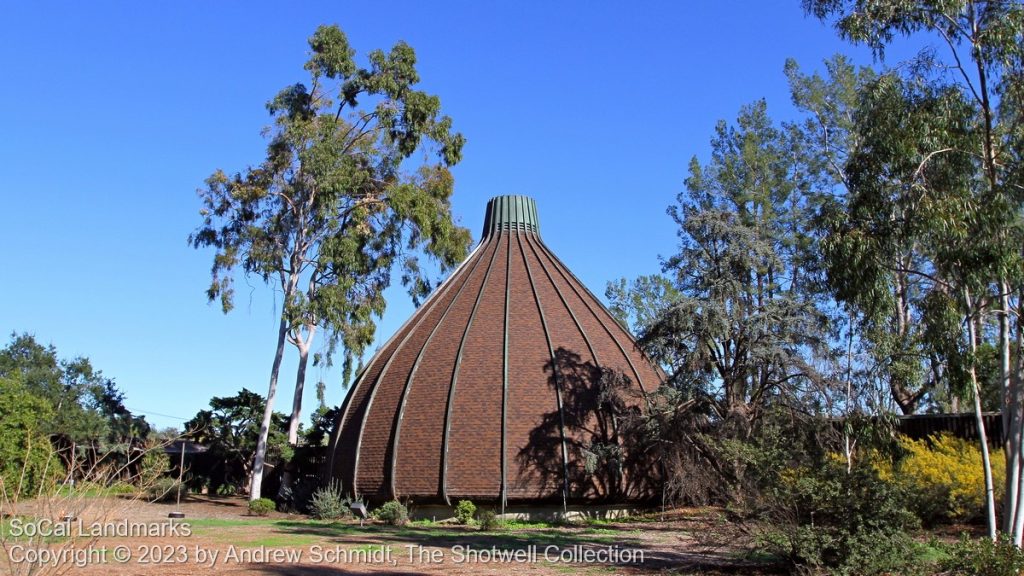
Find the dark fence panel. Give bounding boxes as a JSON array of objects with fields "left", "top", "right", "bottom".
[
  {"left": 290, "top": 445, "right": 329, "bottom": 486},
  {"left": 895, "top": 412, "right": 1003, "bottom": 447}
]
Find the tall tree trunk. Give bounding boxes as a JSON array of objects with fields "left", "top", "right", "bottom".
[
  {"left": 966, "top": 289, "right": 997, "bottom": 541},
  {"left": 1011, "top": 297, "right": 1024, "bottom": 545},
  {"left": 999, "top": 283, "right": 1019, "bottom": 535},
  {"left": 973, "top": 372, "right": 998, "bottom": 542},
  {"left": 891, "top": 263, "right": 919, "bottom": 414},
  {"left": 843, "top": 315, "right": 855, "bottom": 474},
  {"left": 249, "top": 314, "right": 289, "bottom": 501},
  {"left": 277, "top": 324, "right": 317, "bottom": 507},
  {"left": 288, "top": 324, "right": 316, "bottom": 445}
]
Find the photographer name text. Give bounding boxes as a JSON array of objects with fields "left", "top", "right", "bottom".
[{"left": 7, "top": 543, "right": 644, "bottom": 568}]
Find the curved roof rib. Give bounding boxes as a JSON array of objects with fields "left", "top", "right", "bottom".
[{"left": 330, "top": 195, "right": 662, "bottom": 504}]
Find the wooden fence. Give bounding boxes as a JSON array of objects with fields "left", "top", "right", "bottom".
[{"left": 895, "top": 412, "right": 1004, "bottom": 447}]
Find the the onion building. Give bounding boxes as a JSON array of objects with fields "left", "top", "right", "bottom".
[{"left": 328, "top": 195, "right": 662, "bottom": 512}]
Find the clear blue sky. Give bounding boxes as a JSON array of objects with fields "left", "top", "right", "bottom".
[{"left": 0, "top": 1, "right": 919, "bottom": 430}]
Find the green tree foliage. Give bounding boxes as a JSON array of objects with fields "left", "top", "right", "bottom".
[
  {"left": 631, "top": 101, "right": 828, "bottom": 427},
  {"left": 606, "top": 275, "right": 683, "bottom": 369},
  {"left": 184, "top": 388, "right": 291, "bottom": 495},
  {"left": 783, "top": 56, "right": 940, "bottom": 417},
  {"left": 0, "top": 333, "right": 149, "bottom": 470},
  {"left": 189, "top": 24, "right": 470, "bottom": 499},
  {"left": 819, "top": 71, "right": 989, "bottom": 414},
  {"left": 0, "top": 333, "right": 106, "bottom": 444},
  {"left": 806, "top": 0, "right": 1024, "bottom": 541},
  {"left": 0, "top": 375, "right": 60, "bottom": 497},
  {"left": 302, "top": 405, "right": 339, "bottom": 447},
  {"left": 605, "top": 101, "right": 864, "bottom": 509}
]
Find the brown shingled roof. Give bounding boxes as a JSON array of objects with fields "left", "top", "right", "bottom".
[{"left": 328, "top": 196, "right": 662, "bottom": 507}]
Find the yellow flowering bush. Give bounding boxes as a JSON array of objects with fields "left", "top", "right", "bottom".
[{"left": 879, "top": 433, "right": 1004, "bottom": 524}]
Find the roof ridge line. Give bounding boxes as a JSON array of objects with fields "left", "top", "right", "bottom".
[
  {"left": 501, "top": 230, "right": 511, "bottom": 513},
  {"left": 388, "top": 231, "right": 492, "bottom": 499},
  {"left": 350, "top": 243, "right": 483, "bottom": 497},
  {"left": 440, "top": 230, "right": 505, "bottom": 505},
  {"left": 522, "top": 232, "right": 601, "bottom": 366},
  {"left": 515, "top": 232, "right": 570, "bottom": 511},
  {"left": 535, "top": 240, "right": 650, "bottom": 394},
  {"left": 328, "top": 241, "right": 486, "bottom": 490}
]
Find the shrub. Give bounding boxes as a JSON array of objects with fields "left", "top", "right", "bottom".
[
  {"left": 309, "top": 481, "right": 352, "bottom": 520},
  {"left": 756, "top": 460, "right": 921, "bottom": 575},
  {"left": 286, "top": 478, "right": 318, "bottom": 513},
  {"left": 477, "top": 509, "right": 503, "bottom": 531},
  {"left": 146, "top": 477, "right": 182, "bottom": 503},
  {"left": 374, "top": 500, "right": 408, "bottom": 526},
  {"left": 107, "top": 481, "right": 136, "bottom": 495},
  {"left": 454, "top": 500, "right": 476, "bottom": 525},
  {"left": 0, "top": 378, "right": 62, "bottom": 497},
  {"left": 942, "top": 534, "right": 1024, "bottom": 576},
  {"left": 137, "top": 447, "right": 170, "bottom": 487},
  {"left": 875, "top": 433, "right": 1005, "bottom": 524},
  {"left": 248, "top": 497, "right": 276, "bottom": 516},
  {"left": 216, "top": 483, "right": 238, "bottom": 496}
]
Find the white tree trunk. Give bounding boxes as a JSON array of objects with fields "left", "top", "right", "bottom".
[
  {"left": 999, "top": 284, "right": 1019, "bottom": 535},
  {"left": 973, "top": 380, "right": 998, "bottom": 542},
  {"left": 843, "top": 318, "right": 855, "bottom": 474},
  {"left": 249, "top": 314, "right": 290, "bottom": 501},
  {"left": 966, "top": 292, "right": 997, "bottom": 541},
  {"left": 288, "top": 325, "right": 316, "bottom": 445},
  {"left": 1013, "top": 434, "right": 1024, "bottom": 545},
  {"left": 1011, "top": 309, "right": 1024, "bottom": 545}
]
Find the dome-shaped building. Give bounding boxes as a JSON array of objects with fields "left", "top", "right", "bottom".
[{"left": 328, "top": 196, "right": 662, "bottom": 510}]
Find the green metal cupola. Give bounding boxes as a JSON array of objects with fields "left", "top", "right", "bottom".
[{"left": 481, "top": 195, "right": 540, "bottom": 237}]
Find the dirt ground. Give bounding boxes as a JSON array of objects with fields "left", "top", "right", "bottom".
[{"left": 4, "top": 495, "right": 777, "bottom": 575}]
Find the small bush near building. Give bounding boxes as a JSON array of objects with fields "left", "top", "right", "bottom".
[
  {"left": 374, "top": 500, "right": 408, "bottom": 526},
  {"left": 477, "top": 509, "right": 503, "bottom": 531},
  {"left": 454, "top": 500, "right": 476, "bottom": 525},
  {"left": 309, "top": 481, "right": 352, "bottom": 520},
  {"left": 146, "top": 477, "right": 182, "bottom": 503},
  {"left": 137, "top": 447, "right": 170, "bottom": 487},
  {"left": 248, "top": 497, "right": 276, "bottom": 516}
]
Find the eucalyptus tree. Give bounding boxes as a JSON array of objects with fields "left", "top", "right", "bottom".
[
  {"left": 807, "top": 0, "right": 1024, "bottom": 542},
  {"left": 785, "top": 57, "right": 935, "bottom": 414},
  {"left": 825, "top": 70, "right": 1003, "bottom": 536},
  {"left": 190, "top": 25, "right": 470, "bottom": 500}
]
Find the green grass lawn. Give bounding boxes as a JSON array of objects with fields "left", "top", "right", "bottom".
[{"left": 181, "top": 516, "right": 641, "bottom": 551}]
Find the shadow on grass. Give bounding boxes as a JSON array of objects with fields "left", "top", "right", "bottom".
[
  {"left": 185, "top": 495, "right": 250, "bottom": 508},
  {"left": 224, "top": 519, "right": 784, "bottom": 574},
  {"left": 266, "top": 520, "right": 782, "bottom": 569},
  {"left": 272, "top": 521, "right": 639, "bottom": 549}
]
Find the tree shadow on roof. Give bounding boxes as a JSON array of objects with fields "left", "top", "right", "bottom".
[{"left": 516, "top": 348, "right": 659, "bottom": 503}]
